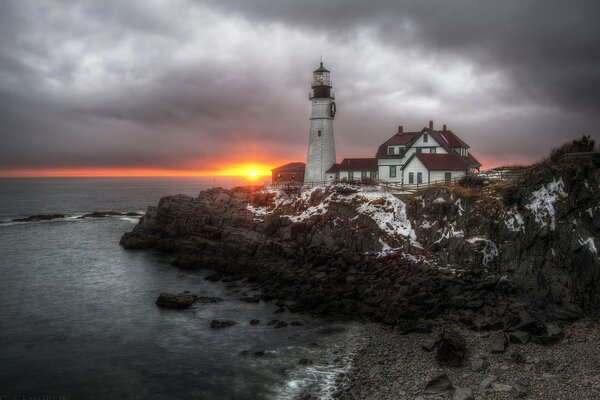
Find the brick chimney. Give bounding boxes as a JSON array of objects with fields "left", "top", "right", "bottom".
[
  {"left": 398, "top": 125, "right": 403, "bottom": 134},
  {"left": 443, "top": 124, "right": 447, "bottom": 131},
  {"left": 429, "top": 120, "right": 433, "bottom": 130}
]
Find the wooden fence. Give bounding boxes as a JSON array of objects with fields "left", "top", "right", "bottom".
[{"left": 263, "top": 151, "right": 598, "bottom": 192}]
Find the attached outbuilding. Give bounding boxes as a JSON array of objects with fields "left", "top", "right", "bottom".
[
  {"left": 271, "top": 162, "right": 305, "bottom": 185},
  {"left": 402, "top": 153, "right": 469, "bottom": 186},
  {"left": 326, "top": 158, "right": 378, "bottom": 182}
]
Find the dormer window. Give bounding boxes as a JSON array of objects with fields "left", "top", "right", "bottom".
[
  {"left": 455, "top": 148, "right": 468, "bottom": 156},
  {"left": 388, "top": 146, "right": 395, "bottom": 155}
]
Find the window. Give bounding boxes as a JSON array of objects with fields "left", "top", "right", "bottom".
[
  {"left": 361, "top": 171, "right": 367, "bottom": 179},
  {"left": 348, "top": 171, "right": 354, "bottom": 180},
  {"left": 445, "top": 172, "right": 451, "bottom": 182},
  {"left": 389, "top": 166, "right": 396, "bottom": 178},
  {"left": 318, "top": 130, "right": 322, "bottom": 137},
  {"left": 423, "top": 133, "right": 428, "bottom": 143},
  {"left": 416, "top": 148, "right": 422, "bottom": 154},
  {"left": 417, "top": 172, "right": 423, "bottom": 184},
  {"left": 408, "top": 172, "right": 414, "bottom": 184},
  {"left": 370, "top": 171, "right": 377, "bottom": 179},
  {"left": 388, "top": 146, "right": 395, "bottom": 155},
  {"left": 431, "top": 148, "right": 436, "bottom": 154}
]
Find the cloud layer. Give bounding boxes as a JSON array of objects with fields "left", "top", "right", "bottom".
[{"left": 1, "top": 0, "right": 599, "bottom": 172}]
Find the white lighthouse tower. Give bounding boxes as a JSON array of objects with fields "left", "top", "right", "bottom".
[{"left": 304, "top": 62, "right": 337, "bottom": 185}]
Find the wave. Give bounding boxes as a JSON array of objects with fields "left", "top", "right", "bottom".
[
  {"left": 272, "top": 323, "right": 365, "bottom": 400},
  {"left": 0, "top": 211, "right": 144, "bottom": 226}
]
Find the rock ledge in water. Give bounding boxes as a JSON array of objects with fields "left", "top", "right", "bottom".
[{"left": 156, "top": 292, "right": 196, "bottom": 309}]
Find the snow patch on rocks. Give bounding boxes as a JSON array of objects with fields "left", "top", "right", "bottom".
[
  {"left": 504, "top": 208, "right": 525, "bottom": 232},
  {"left": 525, "top": 178, "right": 567, "bottom": 231},
  {"left": 466, "top": 237, "right": 499, "bottom": 267}
]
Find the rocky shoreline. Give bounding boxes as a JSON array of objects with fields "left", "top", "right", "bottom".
[
  {"left": 119, "top": 159, "right": 600, "bottom": 399},
  {"left": 333, "top": 321, "right": 600, "bottom": 399}
]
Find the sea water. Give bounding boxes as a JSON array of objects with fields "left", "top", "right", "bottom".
[{"left": 0, "top": 178, "right": 357, "bottom": 400}]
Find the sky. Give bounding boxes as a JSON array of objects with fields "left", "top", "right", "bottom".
[{"left": 1, "top": 0, "right": 599, "bottom": 176}]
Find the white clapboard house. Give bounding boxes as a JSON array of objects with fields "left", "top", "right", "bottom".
[{"left": 326, "top": 121, "right": 481, "bottom": 185}]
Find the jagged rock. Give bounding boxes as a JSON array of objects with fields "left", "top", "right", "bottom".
[
  {"left": 510, "top": 379, "right": 530, "bottom": 398},
  {"left": 78, "top": 211, "right": 142, "bottom": 219},
  {"left": 509, "top": 330, "right": 531, "bottom": 344},
  {"left": 452, "top": 387, "right": 474, "bottom": 400},
  {"left": 274, "top": 321, "right": 288, "bottom": 328},
  {"left": 421, "top": 338, "right": 438, "bottom": 352},
  {"left": 424, "top": 374, "right": 453, "bottom": 395},
  {"left": 210, "top": 320, "right": 235, "bottom": 329},
  {"left": 156, "top": 292, "right": 196, "bottom": 309},
  {"left": 13, "top": 213, "right": 65, "bottom": 222},
  {"left": 491, "top": 382, "right": 512, "bottom": 392},
  {"left": 512, "top": 310, "right": 545, "bottom": 335},
  {"left": 298, "top": 358, "right": 313, "bottom": 365},
  {"left": 479, "top": 375, "right": 497, "bottom": 392},
  {"left": 470, "top": 356, "right": 490, "bottom": 372},
  {"left": 249, "top": 319, "right": 260, "bottom": 325},
  {"left": 436, "top": 328, "right": 467, "bottom": 367},
  {"left": 531, "top": 323, "right": 565, "bottom": 346},
  {"left": 490, "top": 332, "right": 507, "bottom": 353}
]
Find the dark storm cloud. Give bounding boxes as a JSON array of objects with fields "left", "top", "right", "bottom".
[{"left": 0, "top": 0, "right": 599, "bottom": 172}]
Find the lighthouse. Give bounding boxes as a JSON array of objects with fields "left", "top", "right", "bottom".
[{"left": 304, "top": 62, "right": 337, "bottom": 185}]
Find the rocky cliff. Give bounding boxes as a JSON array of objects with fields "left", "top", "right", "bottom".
[{"left": 121, "top": 159, "right": 600, "bottom": 332}]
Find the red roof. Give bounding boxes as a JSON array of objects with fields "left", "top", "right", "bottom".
[
  {"left": 271, "top": 162, "right": 305, "bottom": 172},
  {"left": 326, "top": 158, "right": 378, "bottom": 173},
  {"left": 430, "top": 129, "right": 470, "bottom": 150},
  {"left": 375, "top": 125, "right": 481, "bottom": 168},
  {"left": 375, "top": 132, "right": 420, "bottom": 158},
  {"left": 413, "top": 153, "right": 468, "bottom": 171}
]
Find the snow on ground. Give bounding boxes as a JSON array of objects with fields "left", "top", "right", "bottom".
[
  {"left": 579, "top": 237, "right": 598, "bottom": 254},
  {"left": 455, "top": 199, "right": 464, "bottom": 216},
  {"left": 287, "top": 201, "right": 329, "bottom": 223},
  {"left": 433, "top": 224, "right": 464, "bottom": 244},
  {"left": 525, "top": 178, "right": 567, "bottom": 231},
  {"left": 504, "top": 208, "right": 525, "bottom": 232},
  {"left": 247, "top": 184, "right": 419, "bottom": 252},
  {"left": 466, "top": 237, "right": 499, "bottom": 267}
]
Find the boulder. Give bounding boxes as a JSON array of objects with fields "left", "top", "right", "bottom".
[
  {"left": 156, "top": 292, "right": 196, "bottom": 309},
  {"left": 479, "top": 375, "right": 497, "bottom": 392},
  {"left": 470, "top": 356, "right": 490, "bottom": 372},
  {"left": 424, "top": 374, "right": 453, "bottom": 395},
  {"left": 452, "top": 387, "right": 474, "bottom": 400},
  {"left": 436, "top": 328, "right": 467, "bottom": 367},
  {"left": 509, "top": 330, "right": 531, "bottom": 345},
  {"left": 13, "top": 213, "right": 65, "bottom": 222},
  {"left": 510, "top": 379, "right": 530, "bottom": 398},
  {"left": 490, "top": 332, "right": 507, "bottom": 353},
  {"left": 210, "top": 320, "right": 236, "bottom": 329}
]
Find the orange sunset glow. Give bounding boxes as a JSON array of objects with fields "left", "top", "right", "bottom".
[{"left": 0, "top": 162, "right": 277, "bottom": 179}]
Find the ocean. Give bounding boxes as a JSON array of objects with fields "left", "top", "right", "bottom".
[{"left": 0, "top": 178, "right": 358, "bottom": 400}]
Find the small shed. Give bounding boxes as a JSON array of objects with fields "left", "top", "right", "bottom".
[{"left": 271, "top": 162, "right": 305, "bottom": 185}]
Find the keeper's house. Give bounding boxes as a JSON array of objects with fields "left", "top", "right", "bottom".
[{"left": 374, "top": 121, "right": 481, "bottom": 185}]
